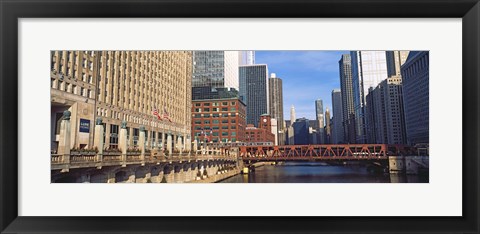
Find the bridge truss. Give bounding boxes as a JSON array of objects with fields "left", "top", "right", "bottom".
[{"left": 238, "top": 144, "right": 410, "bottom": 161}]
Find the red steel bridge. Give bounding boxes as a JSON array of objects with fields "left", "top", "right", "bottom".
[{"left": 236, "top": 144, "right": 413, "bottom": 162}]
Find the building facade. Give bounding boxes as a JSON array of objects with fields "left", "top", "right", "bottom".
[
  {"left": 292, "top": 117, "right": 310, "bottom": 145},
  {"left": 50, "top": 51, "right": 192, "bottom": 152},
  {"left": 239, "top": 51, "right": 255, "bottom": 65},
  {"left": 339, "top": 54, "right": 356, "bottom": 143},
  {"left": 386, "top": 51, "right": 410, "bottom": 77},
  {"left": 245, "top": 114, "right": 276, "bottom": 144},
  {"left": 366, "top": 75, "right": 407, "bottom": 145},
  {"left": 192, "top": 51, "right": 239, "bottom": 90},
  {"left": 401, "top": 51, "right": 429, "bottom": 145},
  {"left": 324, "top": 107, "right": 331, "bottom": 144},
  {"left": 315, "top": 99, "right": 325, "bottom": 143},
  {"left": 331, "top": 89, "right": 344, "bottom": 144},
  {"left": 191, "top": 97, "right": 246, "bottom": 143},
  {"left": 351, "top": 51, "right": 389, "bottom": 143},
  {"left": 239, "top": 64, "right": 269, "bottom": 127},
  {"left": 268, "top": 73, "right": 285, "bottom": 145}
]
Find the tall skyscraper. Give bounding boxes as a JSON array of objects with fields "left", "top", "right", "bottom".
[
  {"left": 239, "top": 64, "right": 269, "bottom": 127},
  {"left": 366, "top": 76, "right": 406, "bottom": 144},
  {"left": 268, "top": 73, "right": 285, "bottom": 145},
  {"left": 386, "top": 51, "right": 410, "bottom": 77},
  {"left": 50, "top": 51, "right": 192, "bottom": 152},
  {"left": 401, "top": 51, "right": 429, "bottom": 145},
  {"left": 351, "top": 51, "right": 388, "bottom": 143},
  {"left": 315, "top": 99, "right": 325, "bottom": 143},
  {"left": 192, "top": 51, "right": 239, "bottom": 90},
  {"left": 290, "top": 105, "right": 296, "bottom": 124},
  {"left": 324, "top": 108, "right": 331, "bottom": 144},
  {"left": 331, "top": 89, "right": 344, "bottom": 144},
  {"left": 239, "top": 51, "right": 255, "bottom": 65},
  {"left": 339, "top": 54, "right": 356, "bottom": 143}
]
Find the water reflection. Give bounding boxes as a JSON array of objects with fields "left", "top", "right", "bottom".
[{"left": 219, "top": 162, "right": 428, "bottom": 183}]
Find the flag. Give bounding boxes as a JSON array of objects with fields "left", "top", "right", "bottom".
[
  {"left": 153, "top": 107, "right": 162, "bottom": 120},
  {"left": 208, "top": 130, "right": 213, "bottom": 142},
  {"left": 163, "top": 106, "right": 172, "bottom": 122}
]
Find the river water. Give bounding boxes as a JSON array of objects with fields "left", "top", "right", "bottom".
[{"left": 219, "top": 162, "right": 428, "bottom": 183}]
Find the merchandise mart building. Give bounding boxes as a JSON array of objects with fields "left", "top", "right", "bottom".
[{"left": 50, "top": 50, "right": 193, "bottom": 152}]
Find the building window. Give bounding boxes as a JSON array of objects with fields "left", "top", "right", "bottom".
[
  {"left": 109, "top": 124, "right": 119, "bottom": 148},
  {"left": 230, "top": 107, "right": 236, "bottom": 111},
  {"left": 222, "top": 102, "right": 228, "bottom": 106},
  {"left": 133, "top": 128, "right": 139, "bottom": 146},
  {"left": 221, "top": 107, "right": 228, "bottom": 111},
  {"left": 203, "top": 108, "right": 210, "bottom": 112}
]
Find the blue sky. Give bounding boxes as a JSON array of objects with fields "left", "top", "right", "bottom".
[{"left": 255, "top": 51, "right": 349, "bottom": 121}]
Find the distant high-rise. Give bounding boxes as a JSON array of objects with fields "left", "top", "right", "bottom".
[
  {"left": 290, "top": 105, "right": 296, "bottom": 125},
  {"left": 193, "top": 51, "right": 239, "bottom": 90},
  {"left": 292, "top": 117, "right": 310, "bottom": 145},
  {"left": 386, "top": 51, "right": 410, "bottom": 77},
  {"left": 331, "top": 89, "right": 344, "bottom": 144},
  {"left": 239, "top": 51, "right": 255, "bottom": 65},
  {"left": 325, "top": 108, "right": 331, "bottom": 144},
  {"left": 268, "top": 73, "right": 285, "bottom": 145},
  {"left": 339, "top": 54, "right": 356, "bottom": 143},
  {"left": 351, "top": 51, "right": 388, "bottom": 143},
  {"left": 315, "top": 99, "right": 325, "bottom": 143},
  {"left": 401, "top": 51, "right": 429, "bottom": 145},
  {"left": 366, "top": 76, "right": 406, "bottom": 144},
  {"left": 239, "top": 64, "right": 269, "bottom": 127}
]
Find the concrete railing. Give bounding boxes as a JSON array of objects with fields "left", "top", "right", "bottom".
[{"left": 51, "top": 151, "right": 238, "bottom": 170}]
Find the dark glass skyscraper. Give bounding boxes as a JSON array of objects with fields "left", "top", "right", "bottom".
[
  {"left": 192, "top": 51, "right": 239, "bottom": 90},
  {"left": 339, "top": 54, "right": 355, "bottom": 143},
  {"left": 351, "top": 51, "right": 388, "bottom": 143},
  {"left": 292, "top": 117, "right": 310, "bottom": 145},
  {"left": 331, "top": 89, "right": 344, "bottom": 144},
  {"left": 239, "top": 64, "right": 269, "bottom": 127}
]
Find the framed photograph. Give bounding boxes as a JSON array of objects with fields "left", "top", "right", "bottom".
[{"left": 1, "top": 0, "right": 478, "bottom": 233}]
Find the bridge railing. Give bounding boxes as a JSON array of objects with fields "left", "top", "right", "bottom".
[{"left": 51, "top": 147, "right": 238, "bottom": 169}]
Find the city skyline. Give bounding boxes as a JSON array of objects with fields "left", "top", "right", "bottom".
[{"left": 50, "top": 50, "right": 429, "bottom": 184}]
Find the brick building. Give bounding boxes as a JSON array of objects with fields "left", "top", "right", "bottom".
[
  {"left": 245, "top": 114, "right": 276, "bottom": 144},
  {"left": 191, "top": 96, "right": 246, "bottom": 143}
]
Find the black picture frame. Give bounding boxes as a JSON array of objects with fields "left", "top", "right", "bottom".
[{"left": 1, "top": 0, "right": 479, "bottom": 233}]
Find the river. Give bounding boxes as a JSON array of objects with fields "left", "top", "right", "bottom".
[{"left": 219, "top": 162, "right": 428, "bottom": 183}]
